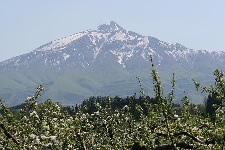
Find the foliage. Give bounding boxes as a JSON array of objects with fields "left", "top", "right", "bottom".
[{"left": 1, "top": 66, "right": 225, "bottom": 149}]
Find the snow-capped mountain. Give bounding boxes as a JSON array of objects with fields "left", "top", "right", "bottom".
[
  {"left": 1, "top": 21, "right": 225, "bottom": 106},
  {"left": 1, "top": 21, "right": 225, "bottom": 71}
]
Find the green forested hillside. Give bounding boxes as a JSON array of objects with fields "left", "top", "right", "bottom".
[{"left": 0, "top": 63, "right": 216, "bottom": 106}]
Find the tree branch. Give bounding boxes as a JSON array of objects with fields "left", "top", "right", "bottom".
[{"left": 0, "top": 122, "right": 19, "bottom": 145}]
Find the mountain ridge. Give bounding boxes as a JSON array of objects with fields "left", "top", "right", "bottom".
[
  {"left": 0, "top": 21, "right": 224, "bottom": 106},
  {"left": 2, "top": 21, "right": 225, "bottom": 70}
]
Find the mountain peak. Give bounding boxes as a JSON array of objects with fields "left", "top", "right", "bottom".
[
  {"left": 1, "top": 21, "right": 225, "bottom": 105},
  {"left": 97, "top": 21, "right": 126, "bottom": 33}
]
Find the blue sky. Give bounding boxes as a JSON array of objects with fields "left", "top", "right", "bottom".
[{"left": 1, "top": 0, "right": 225, "bottom": 61}]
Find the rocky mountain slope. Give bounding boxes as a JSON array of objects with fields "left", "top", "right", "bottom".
[{"left": 1, "top": 21, "right": 224, "bottom": 106}]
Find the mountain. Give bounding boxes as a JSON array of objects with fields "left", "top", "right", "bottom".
[{"left": 1, "top": 21, "right": 225, "bottom": 106}]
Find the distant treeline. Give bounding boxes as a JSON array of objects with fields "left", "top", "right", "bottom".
[
  {"left": 5, "top": 94, "right": 220, "bottom": 119},
  {"left": 75, "top": 96, "right": 205, "bottom": 118}
]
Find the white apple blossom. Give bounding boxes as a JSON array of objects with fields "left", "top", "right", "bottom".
[{"left": 29, "top": 134, "right": 36, "bottom": 139}]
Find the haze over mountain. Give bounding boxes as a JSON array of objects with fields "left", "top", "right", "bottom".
[{"left": 1, "top": 21, "right": 225, "bottom": 106}]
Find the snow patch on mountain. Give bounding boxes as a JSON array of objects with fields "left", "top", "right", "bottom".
[
  {"left": 36, "top": 31, "right": 89, "bottom": 51},
  {"left": 166, "top": 49, "right": 198, "bottom": 60},
  {"left": 90, "top": 32, "right": 110, "bottom": 60},
  {"left": 15, "top": 59, "right": 20, "bottom": 66},
  {"left": 141, "top": 48, "right": 154, "bottom": 60},
  {"left": 89, "top": 31, "right": 110, "bottom": 42},
  {"left": 63, "top": 53, "right": 70, "bottom": 60},
  {"left": 211, "top": 51, "right": 225, "bottom": 57},
  {"left": 109, "top": 32, "right": 136, "bottom": 41},
  {"left": 93, "top": 47, "right": 101, "bottom": 60},
  {"left": 111, "top": 49, "right": 135, "bottom": 67},
  {"left": 137, "top": 37, "right": 149, "bottom": 48}
]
